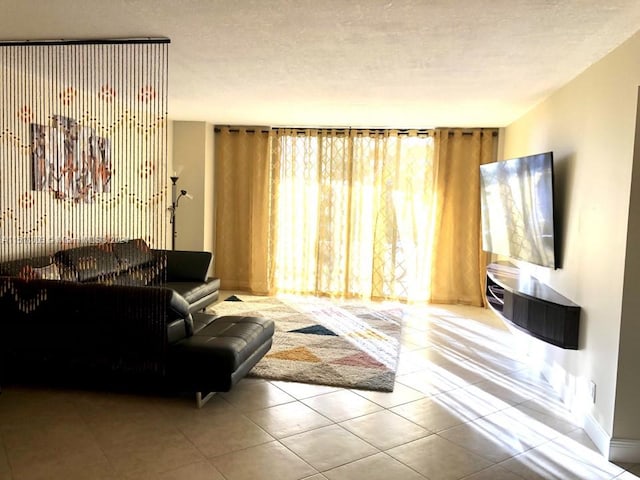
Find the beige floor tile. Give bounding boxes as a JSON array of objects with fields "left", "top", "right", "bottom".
[
  {"left": 156, "top": 392, "right": 238, "bottom": 423},
  {"left": 101, "top": 429, "right": 205, "bottom": 477},
  {"left": 127, "top": 460, "right": 226, "bottom": 480},
  {"left": 462, "top": 464, "right": 529, "bottom": 480},
  {"left": 70, "top": 390, "right": 169, "bottom": 424},
  {"left": 11, "top": 459, "right": 122, "bottom": 480},
  {"left": 179, "top": 414, "right": 274, "bottom": 458},
  {"left": 219, "top": 379, "right": 296, "bottom": 411},
  {"left": 399, "top": 341, "right": 429, "bottom": 353},
  {"left": 0, "top": 387, "right": 86, "bottom": 433},
  {"left": 438, "top": 384, "right": 511, "bottom": 418},
  {"left": 0, "top": 299, "right": 634, "bottom": 480},
  {"left": 401, "top": 320, "right": 435, "bottom": 336},
  {"left": 465, "top": 345, "right": 528, "bottom": 375},
  {"left": 504, "top": 369, "right": 565, "bottom": 404},
  {"left": 246, "top": 401, "right": 333, "bottom": 438},
  {"left": 73, "top": 393, "right": 179, "bottom": 446},
  {"left": 400, "top": 329, "right": 434, "bottom": 351},
  {"left": 561, "top": 428, "right": 604, "bottom": 455},
  {"left": 323, "top": 452, "right": 425, "bottom": 480},
  {"left": 516, "top": 397, "right": 580, "bottom": 426},
  {"left": 339, "top": 410, "right": 430, "bottom": 450},
  {"left": 439, "top": 360, "right": 496, "bottom": 387},
  {"left": 438, "top": 419, "right": 531, "bottom": 463},
  {"left": 548, "top": 430, "right": 625, "bottom": 478},
  {"left": 0, "top": 443, "right": 10, "bottom": 477},
  {"left": 351, "top": 383, "right": 426, "bottom": 408},
  {"left": 505, "top": 404, "right": 579, "bottom": 441},
  {"left": 209, "top": 441, "right": 317, "bottom": 480},
  {"left": 2, "top": 421, "right": 107, "bottom": 475},
  {"left": 281, "top": 425, "right": 379, "bottom": 472},
  {"left": 396, "top": 347, "right": 456, "bottom": 375},
  {"left": 498, "top": 440, "right": 624, "bottom": 480},
  {"left": 387, "top": 435, "right": 493, "bottom": 480},
  {"left": 613, "top": 463, "right": 639, "bottom": 476},
  {"left": 470, "top": 408, "right": 550, "bottom": 451},
  {"left": 614, "top": 472, "right": 640, "bottom": 479},
  {"left": 270, "top": 381, "right": 339, "bottom": 400},
  {"left": 422, "top": 320, "right": 483, "bottom": 352},
  {"left": 301, "top": 390, "right": 383, "bottom": 422},
  {"left": 471, "top": 376, "right": 532, "bottom": 406},
  {"left": 88, "top": 416, "right": 182, "bottom": 450},
  {"left": 395, "top": 368, "right": 464, "bottom": 396},
  {"left": 433, "top": 304, "right": 507, "bottom": 328},
  {"left": 390, "top": 394, "right": 472, "bottom": 433},
  {"left": 160, "top": 406, "right": 238, "bottom": 432}
]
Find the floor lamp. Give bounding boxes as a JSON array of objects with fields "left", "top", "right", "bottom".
[{"left": 169, "top": 175, "right": 192, "bottom": 250}]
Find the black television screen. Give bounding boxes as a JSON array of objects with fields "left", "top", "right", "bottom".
[{"left": 479, "top": 152, "right": 557, "bottom": 269}]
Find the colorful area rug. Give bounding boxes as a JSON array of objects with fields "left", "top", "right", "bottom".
[{"left": 206, "top": 294, "right": 403, "bottom": 392}]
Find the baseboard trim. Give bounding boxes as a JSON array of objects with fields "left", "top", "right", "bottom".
[
  {"left": 609, "top": 438, "right": 640, "bottom": 463},
  {"left": 583, "top": 411, "right": 640, "bottom": 462},
  {"left": 509, "top": 324, "right": 640, "bottom": 462},
  {"left": 535, "top": 354, "right": 614, "bottom": 460},
  {"left": 540, "top": 362, "right": 640, "bottom": 463},
  {"left": 582, "top": 411, "right": 611, "bottom": 459}
]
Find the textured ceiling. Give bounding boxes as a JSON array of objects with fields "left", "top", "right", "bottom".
[{"left": 2, "top": 0, "right": 640, "bottom": 128}]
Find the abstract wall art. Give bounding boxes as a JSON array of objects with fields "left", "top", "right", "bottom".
[{"left": 31, "top": 115, "right": 112, "bottom": 203}]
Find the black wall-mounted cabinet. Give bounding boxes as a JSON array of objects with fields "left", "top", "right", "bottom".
[{"left": 485, "top": 263, "right": 581, "bottom": 349}]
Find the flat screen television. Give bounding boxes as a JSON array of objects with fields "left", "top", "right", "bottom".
[{"left": 479, "top": 151, "right": 557, "bottom": 269}]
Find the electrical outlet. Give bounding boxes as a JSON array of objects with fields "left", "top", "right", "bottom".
[{"left": 589, "top": 381, "right": 597, "bottom": 403}]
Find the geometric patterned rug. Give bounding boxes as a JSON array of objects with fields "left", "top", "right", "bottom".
[{"left": 206, "top": 294, "right": 404, "bottom": 392}]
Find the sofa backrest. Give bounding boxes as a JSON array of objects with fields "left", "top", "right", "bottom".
[
  {"left": 1, "top": 239, "right": 166, "bottom": 285},
  {"left": 54, "top": 244, "right": 122, "bottom": 282},
  {"left": 112, "top": 238, "right": 156, "bottom": 270},
  {"left": 52, "top": 238, "right": 158, "bottom": 283},
  {"left": 0, "top": 255, "right": 60, "bottom": 280},
  {"left": 164, "top": 250, "right": 212, "bottom": 282}
]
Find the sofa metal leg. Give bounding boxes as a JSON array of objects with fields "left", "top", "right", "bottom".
[{"left": 195, "top": 391, "right": 216, "bottom": 408}]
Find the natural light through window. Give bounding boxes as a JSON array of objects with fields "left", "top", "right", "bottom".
[{"left": 273, "top": 130, "right": 435, "bottom": 301}]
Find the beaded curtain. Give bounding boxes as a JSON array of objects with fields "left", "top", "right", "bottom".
[{"left": 0, "top": 39, "right": 169, "bottom": 261}]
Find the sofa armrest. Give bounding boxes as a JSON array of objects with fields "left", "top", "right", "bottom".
[{"left": 154, "top": 250, "right": 212, "bottom": 282}]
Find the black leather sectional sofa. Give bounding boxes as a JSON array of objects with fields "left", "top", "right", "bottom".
[{"left": 0, "top": 239, "right": 274, "bottom": 406}]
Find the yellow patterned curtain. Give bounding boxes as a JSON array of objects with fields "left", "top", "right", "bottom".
[
  {"left": 429, "top": 128, "right": 497, "bottom": 306},
  {"left": 214, "top": 127, "right": 273, "bottom": 294},
  {"left": 214, "top": 126, "right": 496, "bottom": 304}
]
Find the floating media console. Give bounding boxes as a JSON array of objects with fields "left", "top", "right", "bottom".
[{"left": 485, "top": 263, "right": 581, "bottom": 349}]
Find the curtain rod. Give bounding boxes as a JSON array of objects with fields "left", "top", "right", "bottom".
[
  {"left": 215, "top": 126, "right": 498, "bottom": 136},
  {"left": 0, "top": 37, "right": 171, "bottom": 46},
  {"left": 214, "top": 127, "right": 433, "bottom": 135}
]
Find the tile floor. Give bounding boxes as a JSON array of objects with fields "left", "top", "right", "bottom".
[{"left": 1, "top": 293, "right": 639, "bottom": 480}]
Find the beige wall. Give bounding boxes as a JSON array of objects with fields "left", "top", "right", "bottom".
[
  {"left": 617, "top": 93, "right": 640, "bottom": 440},
  {"left": 171, "top": 121, "right": 215, "bottom": 261},
  {"left": 503, "top": 30, "right": 640, "bottom": 451}
]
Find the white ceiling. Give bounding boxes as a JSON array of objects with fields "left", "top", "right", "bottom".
[{"left": 2, "top": 0, "right": 640, "bottom": 128}]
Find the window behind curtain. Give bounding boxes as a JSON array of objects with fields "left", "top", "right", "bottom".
[{"left": 272, "top": 129, "right": 435, "bottom": 302}]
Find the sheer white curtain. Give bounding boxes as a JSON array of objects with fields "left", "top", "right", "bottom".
[{"left": 270, "top": 128, "right": 435, "bottom": 302}]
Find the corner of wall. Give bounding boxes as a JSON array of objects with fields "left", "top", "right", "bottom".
[{"left": 511, "top": 327, "right": 616, "bottom": 460}]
